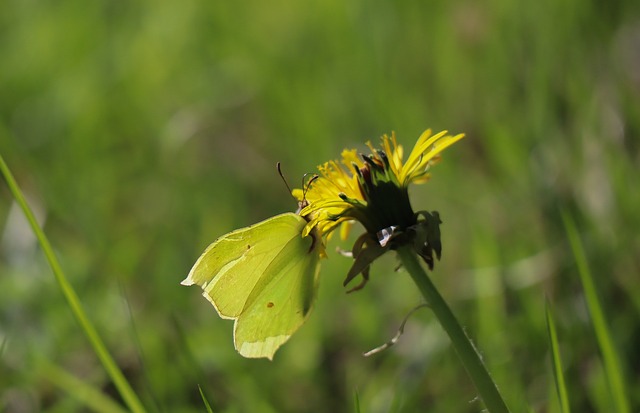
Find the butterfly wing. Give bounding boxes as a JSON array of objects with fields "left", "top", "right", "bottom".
[{"left": 182, "top": 212, "right": 321, "bottom": 360}]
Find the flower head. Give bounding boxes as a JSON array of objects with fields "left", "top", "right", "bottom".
[
  {"left": 295, "top": 130, "right": 464, "bottom": 238},
  {"left": 293, "top": 129, "right": 464, "bottom": 289}
]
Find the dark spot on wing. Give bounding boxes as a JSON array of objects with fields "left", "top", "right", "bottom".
[
  {"left": 267, "top": 302, "right": 274, "bottom": 308},
  {"left": 247, "top": 244, "right": 251, "bottom": 250}
]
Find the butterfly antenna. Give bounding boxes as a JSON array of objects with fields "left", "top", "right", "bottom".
[
  {"left": 277, "top": 162, "right": 295, "bottom": 197},
  {"left": 299, "top": 173, "right": 318, "bottom": 209},
  {"left": 278, "top": 162, "right": 318, "bottom": 212},
  {"left": 302, "top": 173, "right": 319, "bottom": 197}
]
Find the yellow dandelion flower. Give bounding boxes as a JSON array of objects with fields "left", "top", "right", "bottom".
[
  {"left": 369, "top": 129, "right": 465, "bottom": 186},
  {"left": 292, "top": 149, "right": 366, "bottom": 238},
  {"left": 293, "top": 129, "right": 464, "bottom": 288},
  {"left": 296, "top": 129, "right": 464, "bottom": 238}
]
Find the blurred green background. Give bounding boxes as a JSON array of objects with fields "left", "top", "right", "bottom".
[{"left": 1, "top": 0, "right": 639, "bottom": 412}]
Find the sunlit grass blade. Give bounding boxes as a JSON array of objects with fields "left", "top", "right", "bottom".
[
  {"left": 545, "top": 299, "right": 570, "bottom": 413},
  {"left": 37, "top": 358, "right": 129, "bottom": 413},
  {"left": 0, "top": 153, "right": 147, "bottom": 413},
  {"left": 561, "top": 211, "right": 629, "bottom": 413},
  {"left": 353, "top": 389, "right": 361, "bottom": 413},
  {"left": 198, "top": 385, "right": 214, "bottom": 413}
]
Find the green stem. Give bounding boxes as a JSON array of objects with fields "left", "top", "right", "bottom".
[
  {"left": 0, "top": 153, "right": 147, "bottom": 413},
  {"left": 397, "top": 246, "right": 510, "bottom": 413},
  {"left": 561, "top": 211, "right": 629, "bottom": 413}
]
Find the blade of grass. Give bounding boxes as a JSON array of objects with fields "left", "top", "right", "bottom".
[
  {"left": 353, "top": 389, "right": 361, "bottom": 413},
  {"left": 37, "top": 357, "right": 129, "bottom": 413},
  {"left": 561, "top": 211, "right": 629, "bottom": 413},
  {"left": 0, "top": 153, "right": 147, "bottom": 413},
  {"left": 545, "top": 299, "right": 570, "bottom": 413},
  {"left": 198, "top": 385, "right": 214, "bottom": 413}
]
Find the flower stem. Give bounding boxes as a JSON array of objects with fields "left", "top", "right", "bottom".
[{"left": 397, "top": 246, "right": 510, "bottom": 413}]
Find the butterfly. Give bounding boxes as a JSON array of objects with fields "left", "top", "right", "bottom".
[{"left": 182, "top": 174, "right": 323, "bottom": 360}]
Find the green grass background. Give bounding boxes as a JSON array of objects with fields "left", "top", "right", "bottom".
[{"left": 1, "top": 0, "right": 639, "bottom": 411}]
